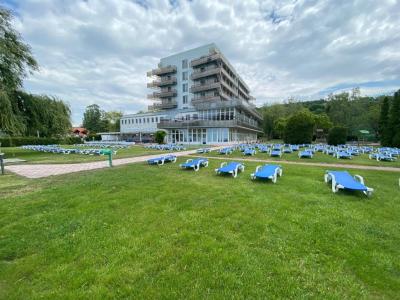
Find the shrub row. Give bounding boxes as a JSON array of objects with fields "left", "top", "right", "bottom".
[{"left": 0, "top": 136, "right": 83, "bottom": 147}]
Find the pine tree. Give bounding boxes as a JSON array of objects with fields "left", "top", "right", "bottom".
[
  {"left": 388, "top": 90, "right": 400, "bottom": 147},
  {"left": 379, "top": 97, "right": 391, "bottom": 146}
]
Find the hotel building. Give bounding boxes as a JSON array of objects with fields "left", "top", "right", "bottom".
[{"left": 117, "top": 43, "right": 263, "bottom": 144}]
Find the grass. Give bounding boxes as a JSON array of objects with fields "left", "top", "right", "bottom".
[
  {"left": 198, "top": 149, "right": 400, "bottom": 168},
  {"left": 1, "top": 158, "right": 399, "bottom": 298},
  {"left": 1, "top": 145, "right": 200, "bottom": 164}
]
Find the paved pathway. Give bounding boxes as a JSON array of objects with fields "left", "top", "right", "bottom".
[
  {"left": 5, "top": 149, "right": 203, "bottom": 179},
  {"left": 5, "top": 147, "right": 227, "bottom": 179},
  {"left": 198, "top": 155, "right": 400, "bottom": 172}
]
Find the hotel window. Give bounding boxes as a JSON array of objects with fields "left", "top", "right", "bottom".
[
  {"left": 151, "top": 117, "right": 154, "bottom": 122},
  {"left": 147, "top": 118, "right": 150, "bottom": 123},
  {"left": 183, "top": 83, "right": 188, "bottom": 93},
  {"left": 183, "top": 95, "right": 188, "bottom": 104},
  {"left": 182, "top": 71, "right": 188, "bottom": 81},
  {"left": 182, "top": 59, "right": 188, "bottom": 69}
]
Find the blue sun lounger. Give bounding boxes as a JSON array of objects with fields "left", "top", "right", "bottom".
[
  {"left": 180, "top": 158, "right": 208, "bottom": 171},
  {"left": 270, "top": 149, "right": 282, "bottom": 158},
  {"left": 369, "top": 153, "right": 396, "bottom": 161},
  {"left": 336, "top": 151, "right": 352, "bottom": 159},
  {"left": 298, "top": 150, "right": 313, "bottom": 158},
  {"left": 215, "top": 162, "right": 245, "bottom": 178},
  {"left": 219, "top": 147, "right": 233, "bottom": 155},
  {"left": 250, "top": 164, "right": 282, "bottom": 183},
  {"left": 147, "top": 155, "right": 177, "bottom": 165},
  {"left": 243, "top": 148, "right": 256, "bottom": 156},
  {"left": 324, "top": 170, "right": 373, "bottom": 196},
  {"left": 196, "top": 148, "right": 211, "bottom": 154}
]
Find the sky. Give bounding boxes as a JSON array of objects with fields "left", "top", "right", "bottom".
[{"left": 2, "top": 0, "right": 400, "bottom": 125}]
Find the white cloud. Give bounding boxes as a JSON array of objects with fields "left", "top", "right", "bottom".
[{"left": 6, "top": 0, "right": 400, "bottom": 124}]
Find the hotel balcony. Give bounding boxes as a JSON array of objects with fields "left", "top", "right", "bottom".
[
  {"left": 191, "top": 66, "right": 221, "bottom": 80},
  {"left": 147, "top": 89, "right": 177, "bottom": 99},
  {"left": 147, "top": 77, "right": 177, "bottom": 88},
  {"left": 190, "top": 52, "right": 221, "bottom": 67},
  {"left": 147, "top": 65, "right": 177, "bottom": 77},
  {"left": 148, "top": 101, "right": 178, "bottom": 111},
  {"left": 190, "top": 82, "right": 221, "bottom": 93}
]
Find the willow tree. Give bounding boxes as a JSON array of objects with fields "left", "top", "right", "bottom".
[{"left": 0, "top": 7, "right": 38, "bottom": 135}]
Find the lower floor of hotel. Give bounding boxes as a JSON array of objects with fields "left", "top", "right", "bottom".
[{"left": 166, "top": 128, "right": 258, "bottom": 144}]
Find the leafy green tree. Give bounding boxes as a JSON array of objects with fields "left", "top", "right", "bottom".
[
  {"left": 104, "top": 111, "right": 123, "bottom": 132},
  {"left": 327, "top": 126, "right": 348, "bottom": 145},
  {"left": 155, "top": 130, "right": 166, "bottom": 144},
  {"left": 379, "top": 97, "right": 391, "bottom": 146},
  {"left": 283, "top": 110, "right": 315, "bottom": 144},
  {"left": 83, "top": 104, "right": 106, "bottom": 133},
  {"left": 389, "top": 90, "right": 400, "bottom": 147},
  {"left": 313, "top": 113, "right": 333, "bottom": 133},
  {"left": 274, "top": 117, "right": 287, "bottom": 139},
  {"left": 0, "top": 7, "right": 38, "bottom": 91}
]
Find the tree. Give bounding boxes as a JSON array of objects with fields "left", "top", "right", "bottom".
[
  {"left": 155, "top": 130, "right": 166, "bottom": 144},
  {"left": 327, "top": 126, "right": 348, "bottom": 145},
  {"left": 104, "top": 111, "right": 123, "bottom": 132},
  {"left": 0, "top": 7, "right": 38, "bottom": 92},
  {"left": 388, "top": 90, "right": 400, "bottom": 147},
  {"left": 283, "top": 110, "right": 315, "bottom": 144},
  {"left": 379, "top": 97, "right": 391, "bottom": 146},
  {"left": 82, "top": 104, "right": 106, "bottom": 133},
  {"left": 274, "top": 117, "right": 287, "bottom": 139},
  {"left": 313, "top": 113, "right": 333, "bottom": 133}
]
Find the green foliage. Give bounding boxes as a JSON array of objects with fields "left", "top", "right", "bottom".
[
  {"left": 155, "top": 130, "right": 166, "bottom": 144},
  {"left": 273, "top": 117, "right": 287, "bottom": 139},
  {"left": 0, "top": 8, "right": 71, "bottom": 137},
  {"left": 379, "top": 97, "right": 391, "bottom": 146},
  {"left": 0, "top": 7, "right": 38, "bottom": 92},
  {"left": 388, "top": 90, "right": 400, "bottom": 147},
  {"left": 0, "top": 136, "right": 81, "bottom": 147},
  {"left": 327, "top": 126, "right": 348, "bottom": 146},
  {"left": 82, "top": 104, "right": 107, "bottom": 133},
  {"left": 103, "top": 111, "right": 123, "bottom": 132},
  {"left": 313, "top": 113, "right": 333, "bottom": 133},
  {"left": 283, "top": 110, "right": 315, "bottom": 144}
]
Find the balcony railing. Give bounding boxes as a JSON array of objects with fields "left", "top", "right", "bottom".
[
  {"left": 147, "top": 89, "right": 177, "bottom": 99},
  {"left": 147, "top": 77, "right": 177, "bottom": 88},
  {"left": 158, "top": 119, "right": 262, "bottom": 132},
  {"left": 190, "top": 82, "right": 221, "bottom": 93},
  {"left": 148, "top": 101, "right": 177, "bottom": 110},
  {"left": 191, "top": 66, "right": 221, "bottom": 80},
  {"left": 147, "top": 65, "right": 177, "bottom": 77},
  {"left": 190, "top": 52, "right": 221, "bottom": 67}
]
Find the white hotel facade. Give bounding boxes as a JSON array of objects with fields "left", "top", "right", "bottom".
[{"left": 117, "top": 43, "right": 263, "bottom": 144}]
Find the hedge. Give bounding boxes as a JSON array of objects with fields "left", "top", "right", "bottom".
[{"left": 0, "top": 136, "right": 82, "bottom": 147}]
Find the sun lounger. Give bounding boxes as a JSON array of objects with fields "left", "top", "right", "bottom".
[
  {"left": 250, "top": 164, "right": 282, "bottom": 183},
  {"left": 298, "top": 150, "right": 313, "bottom": 158},
  {"left": 147, "top": 155, "right": 177, "bottom": 165},
  {"left": 215, "top": 162, "right": 245, "bottom": 178},
  {"left": 243, "top": 148, "right": 256, "bottom": 156},
  {"left": 270, "top": 149, "right": 282, "bottom": 158},
  {"left": 336, "top": 151, "right": 352, "bottom": 159},
  {"left": 219, "top": 147, "right": 233, "bottom": 155},
  {"left": 180, "top": 158, "right": 208, "bottom": 171},
  {"left": 324, "top": 170, "right": 373, "bottom": 196}
]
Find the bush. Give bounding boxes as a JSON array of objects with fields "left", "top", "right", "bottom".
[
  {"left": 0, "top": 137, "right": 60, "bottom": 147},
  {"left": 85, "top": 134, "right": 101, "bottom": 141},
  {"left": 0, "top": 136, "right": 82, "bottom": 147},
  {"left": 327, "top": 126, "right": 348, "bottom": 145},
  {"left": 283, "top": 110, "right": 315, "bottom": 144},
  {"left": 155, "top": 130, "right": 166, "bottom": 144}
]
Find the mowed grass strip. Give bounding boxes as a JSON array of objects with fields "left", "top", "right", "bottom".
[
  {"left": 0, "top": 159, "right": 399, "bottom": 299},
  {"left": 197, "top": 149, "right": 400, "bottom": 168}
]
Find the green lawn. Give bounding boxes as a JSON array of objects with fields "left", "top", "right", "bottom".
[
  {"left": 1, "top": 145, "right": 198, "bottom": 164},
  {"left": 198, "top": 149, "right": 400, "bottom": 168},
  {"left": 1, "top": 158, "right": 399, "bottom": 298}
]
